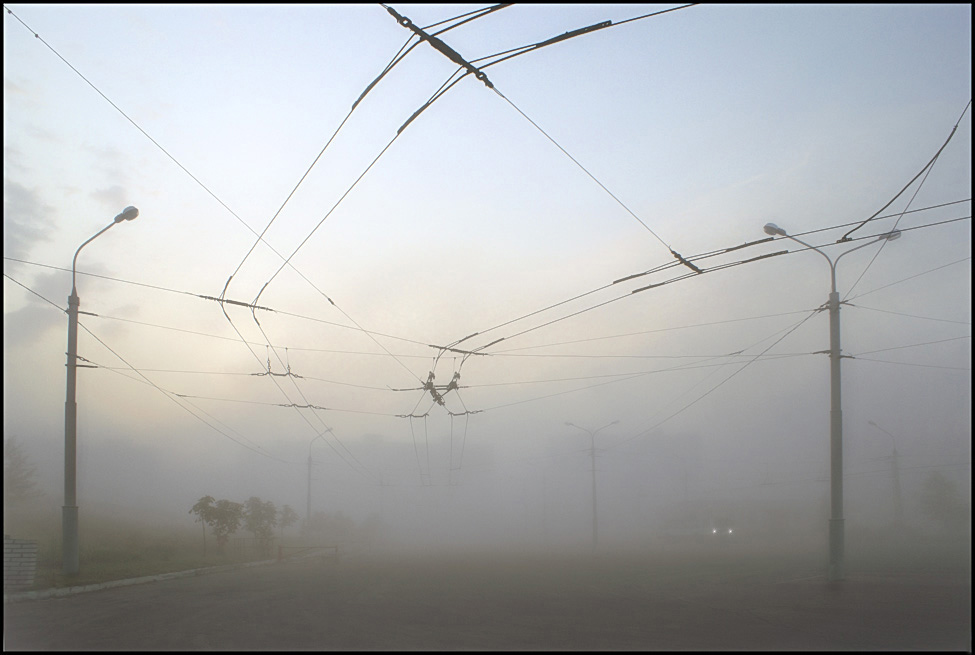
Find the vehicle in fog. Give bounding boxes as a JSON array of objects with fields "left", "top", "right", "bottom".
[{"left": 709, "top": 517, "right": 735, "bottom": 537}]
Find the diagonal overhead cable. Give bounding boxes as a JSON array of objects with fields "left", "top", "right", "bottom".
[
  {"left": 2, "top": 6, "right": 280, "bottom": 264},
  {"left": 3, "top": 4, "right": 469, "bottom": 388},
  {"left": 222, "top": 5, "right": 513, "bottom": 299},
  {"left": 606, "top": 309, "right": 822, "bottom": 451},
  {"left": 843, "top": 108, "right": 971, "bottom": 300},
  {"left": 841, "top": 99, "right": 971, "bottom": 242},
  {"left": 492, "top": 87, "right": 693, "bottom": 267},
  {"left": 470, "top": 4, "right": 699, "bottom": 71},
  {"left": 3, "top": 270, "right": 295, "bottom": 463},
  {"left": 381, "top": 3, "right": 701, "bottom": 272},
  {"left": 435, "top": 213, "right": 970, "bottom": 357}
]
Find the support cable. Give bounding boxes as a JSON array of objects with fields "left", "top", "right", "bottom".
[
  {"left": 222, "top": 2, "right": 507, "bottom": 294},
  {"left": 492, "top": 87, "right": 683, "bottom": 264},
  {"left": 842, "top": 99, "right": 971, "bottom": 242},
  {"left": 606, "top": 309, "right": 822, "bottom": 451},
  {"left": 470, "top": 4, "right": 698, "bottom": 71}
]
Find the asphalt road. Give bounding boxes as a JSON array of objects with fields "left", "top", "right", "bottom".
[{"left": 4, "top": 546, "right": 971, "bottom": 651}]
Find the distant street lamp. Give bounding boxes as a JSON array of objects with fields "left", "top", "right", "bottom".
[
  {"left": 763, "top": 223, "right": 901, "bottom": 581},
  {"left": 63, "top": 205, "right": 139, "bottom": 575},
  {"left": 565, "top": 420, "right": 619, "bottom": 552},
  {"left": 306, "top": 428, "right": 333, "bottom": 530},
  {"left": 868, "top": 420, "right": 904, "bottom": 524}
]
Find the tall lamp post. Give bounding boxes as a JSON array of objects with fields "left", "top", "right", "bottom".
[
  {"left": 763, "top": 222, "right": 901, "bottom": 581},
  {"left": 868, "top": 420, "right": 904, "bottom": 524},
  {"left": 64, "top": 205, "right": 139, "bottom": 575},
  {"left": 306, "top": 428, "right": 333, "bottom": 530},
  {"left": 565, "top": 420, "right": 618, "bottom": 552}
]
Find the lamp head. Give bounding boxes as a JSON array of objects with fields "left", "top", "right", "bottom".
[
  {"left": 114, "top": 206, "right": 139, "bottom": 223},
  {"left": 880, "top": 230, "right": 901, "bottom": 242},
  {"left": 763, "top": 222, "right": 787, "bottom": 237}
]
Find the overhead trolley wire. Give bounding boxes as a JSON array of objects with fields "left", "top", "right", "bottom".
[
  {"left": 436, "top": 215, "right": 969, "bottom": 358},
  {"left": 2, "top": 4, "right": 424, "bottom": 390},
  {"left": 850, "top": 304, "right": 971, "bottom": 326},
  {"left": 852, "top": 335, "right": 971, "bottom": 358},
  {"left": 2, "top": 5, "right": 283, "bottom": 266},
  {"left": 379, "top": 3, "right": 701, "bottom": 270},
  {"left": 607, "top": 309, "right": 823, "bottom": 452},
  {"left": 222, "top": 7, "right": 512, "bottom": 294},
  {"left": 3, "top": 256, "right": 434, "bottom": 349},
  {"left": 227, "top": 5, "right": 518, "bottom": 389},
  {"left": 420, "top": 4, "right": 513, "bottom": 32},
  {"left": 491, "top": 88, "right": 680, "bottom": 259},
  {"left": 469, "top": 4, "right": 699, "bottom": 71},
  {"left": 846, "top": 255, "right": 970, "bottom": 302},
  {"left": 852, "top": 357, "right": 971, "bottom": 372},
  {"left": 841, "top": 99, "right": 971, "bottom": 242},
  {"left": 843, "top": 101, "right": 972, "bottom": 299},
  {"left": 474, "top": 309, "right": 823, "bottom": 415}
]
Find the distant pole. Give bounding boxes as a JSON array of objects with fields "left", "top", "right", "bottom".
[
  {"left": 590, "top": 432, "right": 597, "bottom": 551},
  {"left": 306, "top": 453, "right": 312, "bottom": 530},
  {"left": 565, "top": 420, "right": 618, "bottom": 553},
  {"left": 869, "top": 420, "right": 904, "bottom": 524},
  {"left": 892, "top": 447, "right": 903, "bottom": 523},
  {"left": 63, "top": 206, "right": 139, "bottom": 576},
  {"left": 306, "top": 429, "right": 332, "bottom": 529}
]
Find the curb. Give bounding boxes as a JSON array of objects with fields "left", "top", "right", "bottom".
[{"left": 3, "top": 558, "right": 278, "bottom": 604}]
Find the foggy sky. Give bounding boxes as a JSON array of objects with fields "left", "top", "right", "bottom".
[{"left": 3, "top": 4, "right": 971, "bottom": 547}]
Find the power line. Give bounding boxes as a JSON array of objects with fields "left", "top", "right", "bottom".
[
  {"left": 852, "top": 336, "right": 971, "bottom": 357},
  {"left": 850, "top": 304, "right": 971, "bottom": 326},
  {"left": 843, "top": 105, "right": 971, "bottom": 298},
  {"left": 850, "top": 357, "right": 970, "bottom": 372},
  {"left": 492, "top": 87, "right": 678, "bottom": 258},
  {"left": 846, "top": 255, "right": 971, "bottom": 302},
  {"left": 471, "top": 4, "right": 698, "bottom": 70},
  {"left": 7, "top": 215, "right": 967, "bottom": 380},
  {"left": 842, "top": 99, "right": 972, "bottom": 241},
  {"left": 607, "top": 310, "right": 823, "bottom": 452},
  {"left": 222, "top": 5, "right": 511, "bottom": 296},
  {"left": 73, "top": 320, "right": 296, "bottom": 464},
  {"left": 435, "top": 214, "right": 969, "bottom": 357},
  {"left": 2, "top": 5, "right": 278, "bottom": 257},
  {"left": 490, "top": 309, "right": 816, "bottom": 353},
  {"left": 4, "top": 270, "right": 382, "bottom": 479},
  {"left": 3, "top": 255, "right": 432, "bottom": 347},
  {"left": 3, "top": 5, "right": 426, "bottom": 391}
]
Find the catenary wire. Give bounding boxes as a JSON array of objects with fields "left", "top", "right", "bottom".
[
  {"left": 3, "top": 5, "right": 425, "bottom": 391},
  {"left": 841, "top": 99, "right": 971, "bottom": 241},
  {"left": 607, "top": 309, "right": 822, "bottom": 452}
]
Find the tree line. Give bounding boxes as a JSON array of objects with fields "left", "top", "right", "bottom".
[{"left": 188, "top": 495, "right": 299, "bottom": 558}]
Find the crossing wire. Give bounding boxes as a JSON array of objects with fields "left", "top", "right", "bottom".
[
  {"left": 222, "top": 6, "right": 513, "bottom": 295},
  {"left": 841, "top": 99, "right": 971, "bottom": 242},
  {"left": 4, "top": 4, "right": 426, "bottom": 390}
]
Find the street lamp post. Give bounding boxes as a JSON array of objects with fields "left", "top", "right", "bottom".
[
  {"left": 63, "top": 205, "right": 139, "bottom": 575},
  {"left": 868, "top": 420, "right": 904, "bottom": 524},
  {"left": 306, "top": 428, "right": 333, "bottom": 530},
  {"left": 565, "top": 420, "right": 619, "bottom": 552},
  {"left": 763, "top": 223, "right": 901, "bottom": 581}
]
